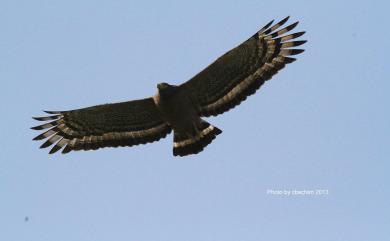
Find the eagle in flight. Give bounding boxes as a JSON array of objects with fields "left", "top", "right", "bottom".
[{"left": 32, "top": 17, "right": 306, "bottom": 156}]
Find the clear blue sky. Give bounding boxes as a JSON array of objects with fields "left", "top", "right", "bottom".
[{"left": 1, "top": 1, "right": 389, "bottom": 241}]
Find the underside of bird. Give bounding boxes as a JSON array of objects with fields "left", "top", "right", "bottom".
[
  {"left": 155, "top": 83, "right": 223, "bottom": 156},
  {"left": 31, "top": 16, "right": 306, "bottom": 157}
]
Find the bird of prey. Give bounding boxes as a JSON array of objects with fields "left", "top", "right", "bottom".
[{"left": 32, "top": 17, "right": 306, "bottom": 156}]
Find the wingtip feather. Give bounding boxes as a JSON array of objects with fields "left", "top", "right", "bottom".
[
  {"left": 43, "top": 110, "right": 63, "bottom": 114},
  {"left": 278, "top": 16, "right": 290, "bottom": 26},
  {"left": 40, "top": 140, "right": 54, "bottom": 149},
  {"left": 281, "top": 48, "right": 305, "bottom": 56},
  {"left": 49, "top": 144, "right": 62, "bottom": 154},
  {"left": 261, "top": 19, "right": 274, "bottom": 31},
  {"left": 62, "top": 145, "right": 72, "bottom": 154},
  {"left": 33, "top": 134, "right": 46, "bottom": 141},
  {"left": 32, "top": 115, "right": 60, "bottom": 121}
]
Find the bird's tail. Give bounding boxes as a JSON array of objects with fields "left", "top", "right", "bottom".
[{"left": 173, "top": 120, "right": 222, "bottom": 156}]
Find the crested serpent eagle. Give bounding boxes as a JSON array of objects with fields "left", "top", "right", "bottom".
[{"left": 32, "top": 17, "right": 306, "bottom": 156}]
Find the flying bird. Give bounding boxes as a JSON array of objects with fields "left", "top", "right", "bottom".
[{"left": 32, "top": 17, "right": 306, "bottom": 156}]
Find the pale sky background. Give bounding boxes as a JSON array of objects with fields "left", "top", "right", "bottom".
[{"left": 1, "top": 1, "right": 389, "bottom": 241}]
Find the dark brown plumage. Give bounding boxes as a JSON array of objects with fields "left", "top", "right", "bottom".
[{"left": 32, "top": 17, "right": 306, "bottom": 156}]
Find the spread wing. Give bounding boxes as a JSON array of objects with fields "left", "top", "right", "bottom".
[
  {"left": 32, "top": 98, "right": 171, "bottom": 154},
  {"left": 180, "top": 16, "right": 306, "bottom": 117}
]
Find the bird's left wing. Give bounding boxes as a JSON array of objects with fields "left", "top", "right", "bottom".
[
  {"left": 179, "top": 17, "right": 306, "bottom": 117},
  {"left": 32, "top": 98, "right": 171, "bottom": 154}
]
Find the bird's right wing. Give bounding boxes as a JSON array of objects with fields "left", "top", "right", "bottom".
[
  {"left": 32, "top": 98, "right": 171, "bottom": 154},
  {"left": 179, "top": 17, "right": 306, "bottom": 117}
]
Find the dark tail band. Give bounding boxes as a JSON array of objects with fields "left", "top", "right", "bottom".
[{"left": 173, "top": 121, "right": 222, "bottom": 156}]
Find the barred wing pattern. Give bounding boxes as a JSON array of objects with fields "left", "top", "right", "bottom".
[
  {"left": 32, "top": 98, "right": 171, "bottom": 154},
  {"left": 180, "top": 16, "right": 306, "bottom": 117}
]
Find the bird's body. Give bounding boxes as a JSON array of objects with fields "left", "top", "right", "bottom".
[
  {"left": 32, "top": 16, "right": 306, "bottom": 156},
  {"left": 153, "top": 83, "right": 222, "bottom": 155},
  {"left": 153, "top": 83, "right": 197, "bottom": 136}
]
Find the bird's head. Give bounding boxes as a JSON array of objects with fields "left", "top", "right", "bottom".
[{"left": 157, "top": 82, "right": 178, "bottom": 99}]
